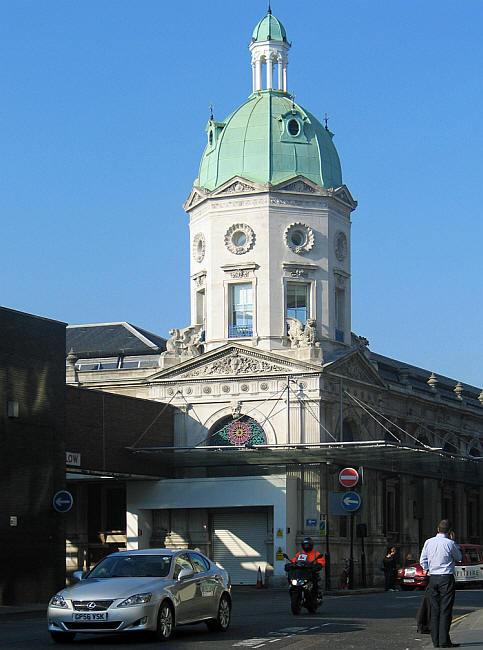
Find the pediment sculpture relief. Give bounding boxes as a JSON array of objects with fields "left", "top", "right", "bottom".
[
  {"left": 333, "top": 357, "right": 381, "bottom": 385},
  {"left": 177, "top": 351, "right": 290, "bottom": 379},
  {"left": 287, "top": 317, "right": 317, "bottom": 349},
  {"left": 282, "top": 180, "right": 316, "bottom": 193},
  {"left": 219, "top": 180, "right": 255, "bottom": 194}
]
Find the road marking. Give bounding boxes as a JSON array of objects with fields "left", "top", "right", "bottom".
[
  {"left": 234, "top": 622, "right": 335, "bottom": 648},
  {"left": 451, "top": 613, "right": 469, "bottom": 626},
  {"left": 280, "top": 627, "right": 310, "bottom": 633},
  {"left": 233, "top": 640, "right": 271, "bottom": 647}
]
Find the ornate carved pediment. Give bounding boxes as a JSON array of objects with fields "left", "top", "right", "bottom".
[
  {"left": 281, "top": 180, "right": 316, "bottom": 193},
  {"left": 214, "top": 177, "right": 259, "bottom": 196},
  {"left": 332, "top": 185, "right": 357, "bottom": 208},
  {"left": 152, "top": 346, "right": 319, "bottom": 381},
  {"left": 325, "top": 352, "right": 385, "bottom": 387},
  {"left": 184, "top": 187, "right": 207, "bottom": 210},
  {"left": 176, "top": 352, "right": 291, "bottom": 379},
  {"left": 276, "top": 176, "right": 319, "bottom": 194}
]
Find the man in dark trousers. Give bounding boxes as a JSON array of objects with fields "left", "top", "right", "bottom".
[{"left": 420, "top": 519, "right": 462, "bottom": 648}]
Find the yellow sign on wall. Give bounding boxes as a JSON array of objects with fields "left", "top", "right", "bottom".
[{"left": 275, "top": 547, "right": 285, "bottom": 561}]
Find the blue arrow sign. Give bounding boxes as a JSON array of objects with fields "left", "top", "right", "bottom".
[
  {"left": 341, "top": 491, "right": 361, "bottom": 512},
  {"left": 53, "top": 490, "right": 73, "bottom": 513}
]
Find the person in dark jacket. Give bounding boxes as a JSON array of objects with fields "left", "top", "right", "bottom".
[{"left": 383, "top": 546, "right": 398, "bottom": 591}]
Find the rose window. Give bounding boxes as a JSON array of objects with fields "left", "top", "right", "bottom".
[{"left": 208, "top": 415, "right": 267, "bottom": 447}]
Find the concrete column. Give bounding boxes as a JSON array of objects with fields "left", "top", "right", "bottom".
[
  {"left": 283, "top": 65, "right": 288, "bottom": 92},
  {"left": 277, "top": 58, "right": 282, "bottom": 89}
]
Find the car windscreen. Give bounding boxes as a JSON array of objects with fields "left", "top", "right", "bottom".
[{"left": 88, "top": 555, "right": 172, "bottom": 578}]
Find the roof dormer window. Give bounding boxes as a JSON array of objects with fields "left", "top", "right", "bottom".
[{"left": 288, "top": 118, "right": 300, "bottom": 136}]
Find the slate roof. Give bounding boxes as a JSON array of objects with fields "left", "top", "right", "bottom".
[
  {"left": 370, "top": 351, "right": 482, "bottom": 408},
  {"left": 324, "top": 334, "right": 481, "bottom": 408},
  {"left": 66, "top": 322, "right": 166, "bottom": 358}
]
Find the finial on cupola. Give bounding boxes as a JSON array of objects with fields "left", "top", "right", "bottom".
[
  {"left": 268, "top": 2, "right": 272, "bottom": 15},
  {"left": 324, "top": 113, "right": 329, "bottom": 131},
  {"left": 209, "top": 103, "right": 214, "bottom": 120}
]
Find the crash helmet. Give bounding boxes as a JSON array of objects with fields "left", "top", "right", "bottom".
[{"left": 302, "top": 537, "right": 314, "bottom": 552}]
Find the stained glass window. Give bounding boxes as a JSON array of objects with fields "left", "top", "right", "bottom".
[{"left": 208, "top": 415, "right": 267, "bottom": 447}]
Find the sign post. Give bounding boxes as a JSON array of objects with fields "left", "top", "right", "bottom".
[{"left": 340, "top": 491, "right": 361, "bottom": 589}]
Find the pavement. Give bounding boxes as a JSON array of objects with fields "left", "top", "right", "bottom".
[
  {"left": 446, "top": 607, "right": 483, "bottom": 649},
  {"left": 417, "top": 607, "right": 483, "bottom": 649},
  {"left": 1, "top": 588, "right": 481, "bottom": 649}
]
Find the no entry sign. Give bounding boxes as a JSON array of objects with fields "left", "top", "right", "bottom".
[{"left": 339, "top": 467, "right": 359, "bottom": 488}]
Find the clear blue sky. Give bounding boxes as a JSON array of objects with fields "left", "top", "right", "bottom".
[{"left": 1, "top": 0, "right": 481, "bottom": 388}]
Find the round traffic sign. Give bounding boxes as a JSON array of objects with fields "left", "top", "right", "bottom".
[
  {"left": 341, "top": 491, "right": 362, "bottom": 512},
  {"left": 53, "top": 490, "right": 73, "bottom": 513},
  {"left": 339, "top": 467, "right": 359, "bottom": 488}
]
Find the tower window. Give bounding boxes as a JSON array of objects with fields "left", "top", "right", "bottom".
[
  {"left": 335, "top": 288, "right": 345, "bottom": 342},
  {"left": 286, "top": 282, "right": 309, "bottom": 324},
  {"left": 288, "top": 119, "right": 300, "bottom": 136},
  {"left": 229, "top": 283, "right": 253, "bottom": 338},
  {"left": 196, "top": 289, "right": 205, "bottom": 327},
  {"left": 232, "top": 230, "right": 247, "bottom": 247}
]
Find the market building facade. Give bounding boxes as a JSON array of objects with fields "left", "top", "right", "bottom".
[{"left": 65, "top": 9, "right": 482, "bottom": 587}]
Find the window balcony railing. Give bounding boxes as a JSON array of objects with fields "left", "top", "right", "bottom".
[{"left": 229, "top": 325, "right": 253, "bottom": 338}]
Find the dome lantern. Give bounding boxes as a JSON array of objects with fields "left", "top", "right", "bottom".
[{"left": 249, "top": 9, "right": 290, "bottom": 92}]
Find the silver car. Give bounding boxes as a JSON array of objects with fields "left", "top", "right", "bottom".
[{"left": 47, "top": 548, "right": 231, "bottom": 643}]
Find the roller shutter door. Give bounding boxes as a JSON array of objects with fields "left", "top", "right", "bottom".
[{"left": 212, "top": 511, "right": 269, "bottom": 585}]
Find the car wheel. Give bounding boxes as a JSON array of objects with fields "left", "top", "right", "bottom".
[
  {"left": 49, "top": 631, "right": 76, "bottom": 643},
  {"left": 154, "top": 601, "right": 174, "bottom": 641},
  {"left": 206, "top": 594, "right": 231, "bottom": 632}
]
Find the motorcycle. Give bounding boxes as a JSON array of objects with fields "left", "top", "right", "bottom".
[{"left": 283, "top": 553, "right": 323, "bottom": 615}]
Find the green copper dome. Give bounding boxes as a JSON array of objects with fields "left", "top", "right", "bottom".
[
  {"left": 197, "top": 90, "right": 343, "bottom": 191},
  {"left": 252, "top": 12, "right": 287, "bottom": 43}
]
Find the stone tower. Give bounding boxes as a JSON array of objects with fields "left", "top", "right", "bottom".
[{"left": 183, "top": 9, "right": 357, "bottom": 362}]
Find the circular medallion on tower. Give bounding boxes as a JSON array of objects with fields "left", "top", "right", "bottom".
[
  {"left": 192, "top": 232, "right": 206, "bottom": 262},
  {"left": 224, "top": 223, "right": 255, "bottom": 255},
  {"left": 284, "top": 222, "right": 314, "bottom": 254},
  {"left": 334, "top": 231, "right": 348, "bottom": 261}
]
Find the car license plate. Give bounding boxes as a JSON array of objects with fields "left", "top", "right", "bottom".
[
  {"left": 73, "top": 612, "right": 108, "bottom": 621},
  {"left": 403, "top": 579, "right": 414, "bottom": 583}
]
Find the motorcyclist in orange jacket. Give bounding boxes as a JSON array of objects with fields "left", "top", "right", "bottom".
[
  {"left": 291, "top": 537, "right": 325, "bottom": 600},
  {"left": 292, "top": 537, "right": 326, "bottom": 566}
]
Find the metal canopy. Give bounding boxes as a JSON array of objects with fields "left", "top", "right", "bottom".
[{"left": 127, "top": 441, "right": 483, "bottom": 485}]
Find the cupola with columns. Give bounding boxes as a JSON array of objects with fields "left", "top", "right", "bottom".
[{"left": 249, "top": 6, "right": 290, "bottom": 92}]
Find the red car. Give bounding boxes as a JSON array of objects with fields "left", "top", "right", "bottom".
[
  {"left": 396, "top": 563, "right": 428, "bottom": 590},
  {"left": 396, "top": 544, "right": 483, "bottom": 590}
]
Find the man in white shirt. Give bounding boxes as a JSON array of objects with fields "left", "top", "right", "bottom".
[{"left": 420, "top": 519, "right": 462, "bottom": 648}]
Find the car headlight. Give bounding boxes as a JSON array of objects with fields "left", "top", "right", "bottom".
[
  {"left": 117, "top": 593, "right": 152, "bottom": 607},
  {"left": 49, "top": 594, "right": 68, "bottom": 609}
]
